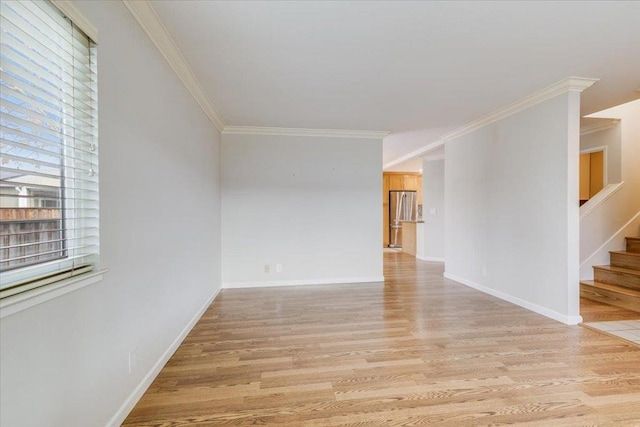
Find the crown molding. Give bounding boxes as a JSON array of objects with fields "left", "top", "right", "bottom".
[
  {"left": 120, "top": 0, "right": 389, "bottom": 138},
  {"left": 52, "top": 0, "right": 99, "bottom": 43},
  {"left": 580, "top": 119, "right": 620, "bottom": 136},
  {"left": 441, "top": 76, "right": 598, "bottom": 143},
  {"left": 116, "top": 9, "right": 602, "bottom": 149},
  {"left": 122, "top": 0, "right": 225, "bottom": 132},
  {"left": 223, "top": 126, "right": 389, "bottom": 139},
  {"left": 384, "top": 76, "right": 598, "bottom": 169}
]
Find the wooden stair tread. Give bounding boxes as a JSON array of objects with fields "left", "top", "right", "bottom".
[
  {"left": 580, "top": 280, "right": 640, "bottom": 297},
  {"left": 582, "top": 236, "right": 640, "bottom": 313},
  {"left": 593, "top": 265, "right": 640, "bottom": 276},
  {"left": 610, "top": 250, "right": 640, "bottom": 257}
]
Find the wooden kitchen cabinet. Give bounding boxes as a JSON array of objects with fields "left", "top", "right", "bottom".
[
  {"left": 383, "top": 174, "right": 389, "bottom": 202},
  {"left": 389, "top": 174, "right": 404, "bottom": 191},
  {"left": 403, "top": 175, "right": 418, "bottom": 191}
]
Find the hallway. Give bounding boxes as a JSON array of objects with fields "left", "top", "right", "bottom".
[{"left": 124, "top": 253, "right": 640, "bottom": 425}]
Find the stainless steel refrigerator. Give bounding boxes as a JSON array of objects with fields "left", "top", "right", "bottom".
[{"left": 389, "top": 190, "right": 417, "bottom": 248}]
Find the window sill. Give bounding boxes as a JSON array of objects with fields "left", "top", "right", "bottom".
[{"left": 0, "top": 269, "right": 107, "bottom": 318}]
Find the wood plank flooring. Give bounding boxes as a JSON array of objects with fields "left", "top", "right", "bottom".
[{"left": 124, "top": 252, "right": 640, "bottom": 426}]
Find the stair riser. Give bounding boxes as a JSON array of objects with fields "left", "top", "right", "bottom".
[
  {"left": 594, "top": 268, "right": 640, "bottom": 291},
  {"left": 610, "top": 253, "right": 640, "bottom": 270},
  {"left": 627, "top": 238, "right": 640, "bottom": 254},
  {"left": 580, "top": 285, "right": 640, "bottom": 313}
]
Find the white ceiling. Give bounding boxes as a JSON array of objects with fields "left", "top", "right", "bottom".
[{"left": 151, "top": 1, "right": 640, "bottom": 168}]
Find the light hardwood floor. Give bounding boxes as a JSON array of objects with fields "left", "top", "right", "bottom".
[{"left": 124, "top": 252, "right": 640, "bottom": 425}]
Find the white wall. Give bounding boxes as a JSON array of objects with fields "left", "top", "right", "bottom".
[
  {"left": 580, "top": 123, "right": 622, "bottom": 184},
  {"left": 444, "top": 92, "right": 583, "bottom": 324},
  {"left": 0, "top": 2, "right": 222, "bottom": 426},
  {"left": 420, "top": 158, "right": 445, "bottom": 261},
  {"left": 579, "top": 100, "right": 640, "bottom": 278},
  {"left": 222, "top": 134, "right": 383, "bottom": 287}
]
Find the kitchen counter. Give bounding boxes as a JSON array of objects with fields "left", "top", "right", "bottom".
[{"left": 401, "top": 221, "right": 418, "bottom": 256}]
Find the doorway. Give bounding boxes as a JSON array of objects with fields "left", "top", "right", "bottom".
[{"left": 579, "top": 148, "right": 605, "bottom": 206}]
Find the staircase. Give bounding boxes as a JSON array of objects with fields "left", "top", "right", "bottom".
[{"left": 580, "top": 236, "right": 640, "bottom": 313}]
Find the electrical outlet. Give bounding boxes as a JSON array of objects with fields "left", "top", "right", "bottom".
[
  {"left": 481, "top": 266, "right": 487, "bottom": 277},
  {"left": 128, "top": 348, "right": 137, "bottom": 374},
  {"left": 264, "top": 264, "right": 270, "bottom": 273},
  {"left": 276, "top": 264, "right": 282, "bottom": 273}
]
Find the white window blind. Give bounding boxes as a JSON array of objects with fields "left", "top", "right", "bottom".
[{"left": 0, "top": 0, "right": 98, "bottom": 298}]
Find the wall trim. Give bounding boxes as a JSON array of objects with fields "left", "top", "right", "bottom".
[
  {"left": 580, "top": 119, "right": 620, "bottom": 136},
  {"left": 52, "top": 0, "right": 99, "bottom": 43},
  {"left": 106, "top": 287, "right": 221, "bottom": 427},
  {"left": 580, "top": 145, "right": 607, "bottom": 155},
  {"left": 416, "top": 256, "right": 444, "bottom": 263},
  {"left": 580, "top": 209, "right": 640, "bottom": 271},
  {"left": 0, "top": 269, "right": 106, "bottom": 319},
  {"left": 122, "top": 0, "right": 391, "bottom": 139},
  {"left": 223, "top": 126, "right": 389, "bottom": 139},
  {"left": 579, "top": 182, "right": 625, "bottom": 220},
  {"left": 443, "top": 272, "right": 583, "bottom": 325},
  {"left": 122, "top": 0, "right": 226, "bottom": 131},
  {"left": 441, "top": 76, "right": 598, "bottom": 143},
  {"left": 384, "top": 76, "right": 599, "bottom": 169},
  {"left": 223, "top": 276, "right": 385, "bottom": 289}
]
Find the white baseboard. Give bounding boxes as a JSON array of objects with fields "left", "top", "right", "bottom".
[
  {"left": 416, "top": 256, "right": 445, "bottom": 263},
  {"left": 443, "top": 272, "right": 582, "bottom": 325},
  {"left": 223, "top": 276, "right": 385, "bottom": 289},
  {"left": 106, "top": 287, "right": 221, "bottom": 427}
]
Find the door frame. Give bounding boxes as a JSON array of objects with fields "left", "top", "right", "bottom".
[{"left": 580, "top": 145, "right": 607, "bottom": 188}]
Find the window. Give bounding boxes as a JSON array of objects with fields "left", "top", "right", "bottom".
[{"left": 0, "top": 0, "right": 98, "bottom": 298}]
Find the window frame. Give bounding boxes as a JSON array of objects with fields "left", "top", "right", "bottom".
[{"left": 0, "top": 0, "right": 104, "bottom": 316}]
